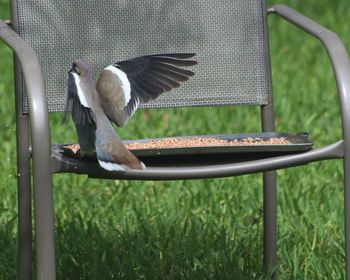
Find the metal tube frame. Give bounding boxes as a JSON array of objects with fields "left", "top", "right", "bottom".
[
  {"left": 52, "top": 140, "right": 343, "bottom": 180},
  {"left": 0, "top": 20, "right": 56, "bottom": 280},
  {"left": 269, "top": 5, "right": 350, "bottom": 280},
  {"left": 261, "top": 103, "right": 277, "bottom": 279},
  {"left": 261, "top": 1, "right": 278, "bottom": 277},
  {"left": 14, "top": 58, "right": 33, "bottom": 280},
  {"left": 9, "top": 6, "right": 33, "bottom": 279}
]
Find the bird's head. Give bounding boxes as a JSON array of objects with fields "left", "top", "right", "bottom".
[{"left": 69, "top": 59, "right": 92, "bottom": 77}]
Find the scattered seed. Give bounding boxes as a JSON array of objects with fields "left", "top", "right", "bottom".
[
  {"left": 64, "top": 137, "right": 291, "bottom": 154},
  {"left": 126, "top": 137, "right": 291, "bottom": 150}
]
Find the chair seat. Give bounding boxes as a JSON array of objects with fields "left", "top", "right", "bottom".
[
  {"left": 55, "top": 131, "right": 312, "bottom": 165},
  {"left": 49, "top": 131, "right": 345, "bottom": 181}
]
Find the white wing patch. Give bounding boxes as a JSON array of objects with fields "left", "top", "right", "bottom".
[
  {"left": 105, "top": 65, "right": 131, "bottom": 106},
  {"left": 98, "top": 159, "right": 125, "bottom": 171},
  {"left": 72, "top": 72, "right": 89, "bottom": 108}
]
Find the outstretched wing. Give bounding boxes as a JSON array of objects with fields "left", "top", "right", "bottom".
[
  {"left": 96, "top": 53, "right": 197, "bottom": 127},
  {"left": 63, "top": 72, "right": 95, "bottom": 125}
]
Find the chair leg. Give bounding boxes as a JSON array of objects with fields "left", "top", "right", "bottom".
[
  {"left": 263, "top": 170, "right": 277, "bottom": 279},
  {"left": 344, "top": 158, "right": 350, "bottom": 280},
  {"left": 32, "top": 162, "right": 56, "bottom": 279},
  {"left": 34, "top": 173, "right": 56, "bottom": 280},
  {"left": 16, "top": 114, "right": 32, "bottom": 280}
]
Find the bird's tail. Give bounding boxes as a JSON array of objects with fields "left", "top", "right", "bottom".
[
  {"left": 94, "top": 119, "right": 146, "bottom": 171},
  {"left": 96, "top": 148, "right": 146, "bottom": 171}
]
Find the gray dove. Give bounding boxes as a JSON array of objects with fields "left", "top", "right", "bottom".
[{"left": 63, "top": 54, "right": 196, "bottom": 171}]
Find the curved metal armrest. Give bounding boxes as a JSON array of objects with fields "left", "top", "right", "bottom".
[
  {"left": 0, "top": 19, "right": 52, "bottom": 189},
  {"left": 53, "top": 140, "right": 343, "bottom": 180},
  {"left": 268, "top": 5, "right": 350, "bottom": 145}
]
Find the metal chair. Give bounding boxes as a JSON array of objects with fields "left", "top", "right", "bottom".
[{"left": 1, "top": 0, "right": 350, "bottom": 279}]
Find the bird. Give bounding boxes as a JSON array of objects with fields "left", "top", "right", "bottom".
[
  {"left": 63, "top": 59, "right": 145, "bottom": 171},
  {"left": 63, "top": 53, "right": 197, "bottom": 171}
]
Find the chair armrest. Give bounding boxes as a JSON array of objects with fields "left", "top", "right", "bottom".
[
  {"left": 268, "top": 4, "right": 350, "bottom": 147},
  {"left": 0, "top": 19, "right": 52, "bottom": 188},
  {"left": 52, "top": 140, "right": 343, "bottom": 180},
  {"left": 0, "top": 20, "right": 55, "bottom": 277}
]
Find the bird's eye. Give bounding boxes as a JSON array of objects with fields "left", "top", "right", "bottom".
[
  {"left": 72, "top": 64, "right": 81, "bottom": 75},
  {"left": 69, "top": 64, "right": 77, "bottom": 74}
]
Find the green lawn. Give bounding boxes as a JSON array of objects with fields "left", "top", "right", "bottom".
[{"left": 1, "top": 0, "right": 350, "bottom": 279}]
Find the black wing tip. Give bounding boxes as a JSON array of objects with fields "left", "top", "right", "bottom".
[
  {"left": 184, "top": 70, "right": 195, "bottom": 76},
  {"left": 148, "top": 53, "right": 197, "bottom": 64},
  {"left": 113, "top": 53, "right": 197, "bottom": 69},
  {"left": 148, "top": 53, "right": 196, "bottom": 58},
  {"left": 147, "top": 55, "right": 197, "bottom": 68}
]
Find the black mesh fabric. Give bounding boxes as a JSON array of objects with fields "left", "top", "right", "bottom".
[{"left": 14, "top": 0, "right": 271, "bottom": 112}]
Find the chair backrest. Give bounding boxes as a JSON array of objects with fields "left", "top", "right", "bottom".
[{"left": 12, "top": 0, "right": 272, "bottom": 113}]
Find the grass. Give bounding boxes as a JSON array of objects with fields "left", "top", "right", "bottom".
[{"left": 0, "top": 0, "right": 349, "bottom": 279}]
